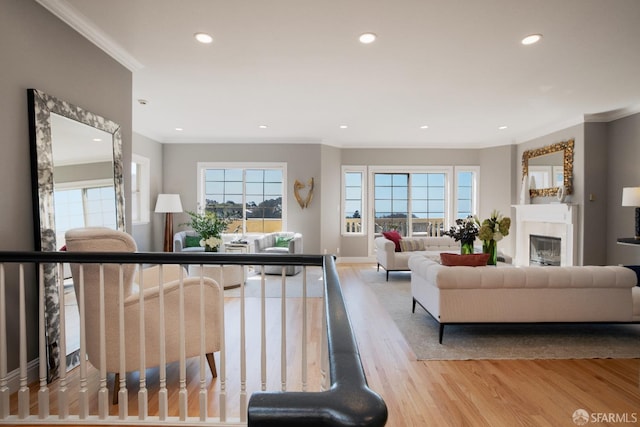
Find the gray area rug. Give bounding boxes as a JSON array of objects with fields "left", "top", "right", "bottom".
[
  {"left": 225, "top": 266, "right": 324, "bottom": 298},
  {"left": 363, "top": 269, "right": 640, "bottom": 360}
]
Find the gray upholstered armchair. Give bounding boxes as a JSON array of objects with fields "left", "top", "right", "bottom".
[
  {"left": 173, "top": 230, "right": 204, "bottom": 252},
  {"left": 253, "top": 232, "right": 303, "bottom": 275}
]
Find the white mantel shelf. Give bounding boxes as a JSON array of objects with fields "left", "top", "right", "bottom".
[
  {"left": 512, "top": 203, "right": 578, "bottom": 224},
  {"left": 511, "top": 203, "right": 579, "bottom": 266}
]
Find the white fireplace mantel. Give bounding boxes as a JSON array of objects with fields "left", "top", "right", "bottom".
[{"left": 512, "top": 204, "right": 579, "bottom": 266}]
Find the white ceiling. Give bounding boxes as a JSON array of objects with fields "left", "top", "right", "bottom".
[
  {"left": 50, "top": 113, "right": 113, "bottom": 165},
  {"left": 39, "top": 0, "right": 640, "bottom": 149}
]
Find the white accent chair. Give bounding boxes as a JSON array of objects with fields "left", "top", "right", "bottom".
[
  {"left": 65, "top": 227, "right": 222, "bottom": 404},
  {"left": 253, "top": 232, "right": 303, "bottom": 275}
]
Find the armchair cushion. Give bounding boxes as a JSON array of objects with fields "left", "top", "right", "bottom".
[
  {"left": 275, "top": 236, "right": 294, "bottom": 247},
  {"left": 174, "top": 230, "right": 204, "bottom": 252},
  {"left": 382, "top": 230, "right": 402, "bottom": 252},
  {"left": 184, "top": 235, "right": 201, "bottom": 248}
]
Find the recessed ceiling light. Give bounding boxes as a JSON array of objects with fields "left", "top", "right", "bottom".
[
  {"left": 521, "top": 34, "right": 542, "bottom": 45},
  {"left": 420, "top": 125, "right": 429, "bottom": 129},
  {"left": 194, "top": 32, "right": 213, "bottom": 44},
  {"left": 258, "top": 125, "right": 268, "bottom": 129},
  {"left": 175, "top": 127, "right": 183, "bottom": 131},
  {"left": 359, "top": 33, "right": 377, "bottom": 44},
  {"left": 498, "top": 126, "right": 508, "bottom": 130},
  {"left": 92, "top": 138, "right": 102, "bottom": 142},
  {"left": 339, "top": 125, "right": 348, "bottom": 129}
]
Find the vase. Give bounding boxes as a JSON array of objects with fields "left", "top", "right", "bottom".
[
  {"left": 483, "top": 239, "right": 497, "bottom": 265},
  {"left": 205, "top": 245, "right": 218, "bottom": 252},
  {"left": 461, "top": 240, "right": 474, "bottom": 255}
]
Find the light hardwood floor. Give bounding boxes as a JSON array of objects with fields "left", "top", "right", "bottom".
[
  {"left": 10, "top": 263, "right": 640, "bottom": 426},
  {"left": 340, "top": 264, "right": 640, "bottom": 427}
]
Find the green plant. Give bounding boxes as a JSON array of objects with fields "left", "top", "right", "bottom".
[
  {"left": 477, "top": 209, "right": 511, "bottom": 242},
  {"left": 182, "top": 210, "right": 230, "bottom": 241}
]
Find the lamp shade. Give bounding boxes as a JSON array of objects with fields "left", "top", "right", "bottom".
[
  {"left": 622, "top": 187, "right": 640, "bottom": 207},
  {"left": 154, "top": 194, "right": 183, "bottom": 213}
]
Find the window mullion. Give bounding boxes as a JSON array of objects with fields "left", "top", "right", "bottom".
[{"left": 242, "top": 169, "right": 247, "bottom": 234}]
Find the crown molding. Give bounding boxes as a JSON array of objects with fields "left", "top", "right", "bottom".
[
  {"left": 36, "top": 0, "right": 144, "bottom": 71},
  {"left": 159, "top": 136, "right": 323, "bottom": 145},
  {"left": 584, "top": 105, "right": 640, "bottom": 122}
]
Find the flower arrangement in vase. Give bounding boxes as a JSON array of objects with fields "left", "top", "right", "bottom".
[
  {"left": 477, "top": 210, "right": 511, "bottom": 265},
  {"left": 182, "top": 210, "right": 230, "bottom": 252},
  {"left": 444, "top": 216, "right": 479, "bottom": 254}
]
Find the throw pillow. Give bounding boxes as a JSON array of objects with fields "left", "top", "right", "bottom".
[
  {"left": 275, "top": 236, "right": 293, "bottom": 247},
  {"left": 382, "top": 230, "right": 402, "bottom": 252},
  {"left": 440, "top": 252, "right": 490, "bottom": 267},
  {"left": 185, "top": 235, "right": 202, "bottom": 248},
  {"left": 399, "top": 238, "right": 425, "bottom": 252}
]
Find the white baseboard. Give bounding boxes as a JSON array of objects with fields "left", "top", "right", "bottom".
[{"left": 7, "top": 358, "right": 40, "bottom": 393}]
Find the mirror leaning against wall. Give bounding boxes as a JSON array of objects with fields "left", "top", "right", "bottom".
[{"left": 27, "top": 88, "right": 125, "bottom": 380}]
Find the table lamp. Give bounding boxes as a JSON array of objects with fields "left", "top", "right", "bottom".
[
  {"left": 622, "top": 187, "right": 640, "bottom": 239},
  {"left": 155, "top": 194, "right": 183, "bottom": 251}
]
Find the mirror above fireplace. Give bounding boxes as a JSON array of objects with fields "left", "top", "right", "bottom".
[{"left": 522, "top": 139, "right": 574, "bottom": 198}]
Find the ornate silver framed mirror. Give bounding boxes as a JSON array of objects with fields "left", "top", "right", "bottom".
[{"left": 27, "top": 88, "right": 125, "bottom": 379}]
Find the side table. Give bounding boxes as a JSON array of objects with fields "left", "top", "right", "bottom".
[{"left": 224, "top": 242, "right": 250, "bottom": 253}]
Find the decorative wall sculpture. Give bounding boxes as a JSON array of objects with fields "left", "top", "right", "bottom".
[{"left": 294, "top": 178, "right": 314, "bottom": 209}]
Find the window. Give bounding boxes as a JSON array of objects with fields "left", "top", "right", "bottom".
[
  {"left": 342, "top": 166, "right": 366, "bottom": 235},
  {"left": 131, "top": 154, "right": 150, "bottom": 224},
  {"left": 372, "top": 170, "right": 449, "bottom": 237},
  {"left": 342, "top": 165, "right": 479, "bottom": 255},
  {"left": 197, "top": 162, "right": 286, "bottom": 234},
  {"left": 54, "top": 180, "right": 117, "bottom": 247},
  {"left": 455, "top": 167, "right": 479, "bottom": 220},
  {"left": 411, "top": 173, "right": 446, "bottom": 235}
]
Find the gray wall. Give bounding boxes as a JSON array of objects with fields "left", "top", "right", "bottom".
[
  {"left": 54, "top": 161, "right": 113, "bottom": 183},
  {"left": 607, "top": 113, "right": 640, "bottom": 265},
  {"left": 516, "top": 124, "right": 586, "bottom": 264},
  {"left": 1, "top": 0, "right": 132, "bottom": 371},
  {"left": 479, "top": 145, "right": 517, "bottom": 257},
  {"left": 131, "top": 132, "right": 165, "bottom": 252},
  {"left": 583, "top": 123, "right": 609, "bottom": 265},
  {"left": 515, "top": 115, "right": 640, "bottom": 266},
  {"left": 338, "top": 146, "right": 514, "bottom": 257},
  {"left": 162, "top": 143, "right": 323, "bottom": 253},
  {"left": 320, "top": 145, "right": 342, "bottom": 255}
]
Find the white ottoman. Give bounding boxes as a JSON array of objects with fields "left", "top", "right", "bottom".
[{"left": 189, "top": 264, "right": 245, "bottom": 289}]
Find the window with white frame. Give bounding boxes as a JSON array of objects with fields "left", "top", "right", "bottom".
[
  {"left": 131, "top": 154, "right": 150, "bottom": 224},
  {"left": 54, "top": 179, "right": 117, "bottom": 247},
  {"left": 197, "top": 162, "right": 286, "bottom": 234},
  {"left": 455, "top": 167, "right": 479, "bottom": 220},
  {"left": 342, "top": 166, "right": 366, "bottom": 235},
  {"left": 371, "top": 169, "right": 450, "bottom": 237}
]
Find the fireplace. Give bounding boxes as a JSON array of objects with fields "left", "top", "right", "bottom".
[
  {"left": 529, "top": 235, "right": 561, "bottom": 266},
  {"left": 512, "top": 204, "right": 578, "bottom": 266}
]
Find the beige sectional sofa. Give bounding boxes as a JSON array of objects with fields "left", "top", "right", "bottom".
[
  {"left": 409, "top": 255, "right": 640, "bottom": 343},
  {"left": 375, "top": 236, "right": 459, "bottom": 280}
]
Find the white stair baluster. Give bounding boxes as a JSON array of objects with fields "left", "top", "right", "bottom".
[{"left": 37, "top": 264, "right": 49, "bottom": 418}]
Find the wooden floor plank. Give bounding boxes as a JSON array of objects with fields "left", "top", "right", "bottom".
[{"left": 9, "top": 263, "right": 640, "bottom": 426}]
